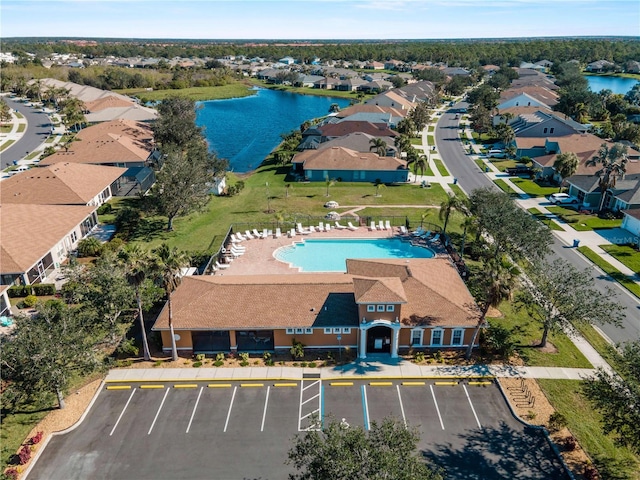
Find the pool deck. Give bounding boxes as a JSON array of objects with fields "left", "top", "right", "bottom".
[{"left": 216, "top": 226, "right": 448, "bottom": 276}]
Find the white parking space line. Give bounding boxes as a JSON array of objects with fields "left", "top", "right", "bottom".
[
  {"left": 302, "top": 380, "right": 320, "bottom": 391},
  {"left": 301, "top": 393, "right": 320, "bottom": 406},
  {"left": 109, "top": 388, "right": 135, "bottom": 436},
  {"left": 148, "top": 388, "right": 170, "bottom": 435},
  {"left": 299, "top": 379, "right": 322, "bottom": 431},
  {"left": 396, "top": 385, "right": 407, "bottom": 427},
  {"left": 261, "top": 386, "right": 270, "bottom": 432},
  {"left": 224, "top": 386, "right": 237, "bottom": 433},
  {"left": 429, "top": 385, "right": 445, "bottom": 430},
  {"left": 186, "top": 386, "right": 204, "bottom": 433},
  {"left": 463, "top": 385, "right": 482, "bottom": 429}
]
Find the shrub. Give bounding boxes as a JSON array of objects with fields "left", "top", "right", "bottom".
[
  {"left": 103, "top": 237, "right": 125, "bottom": 253},
  {"left": 195, "top": 353, "right": 205, "bottom": 362},
  {"left": 263, "top": 351, "right": 273, "bottom": 366},
  {"left": 583, "top": 465, "right": 598, "bottom": 480},
  {"left": 214, "top": 360, "right": 224, "bottom": 367},
  {"left": 216, "top": 352, "right": 225, "bottom": 362},
  {"left": 300, "top": 361, "right": 308, "bottom": 368},
  {"left": 564, "top": 436, "right": 577, "bottom": 451},
  {"left": 22, "top": 295, "right": 37, "bottom": 308},
  {"left": 483, "top": 323, "right": 516, "bottom": 359},
  {"left": 3, "top": 468, "right": 19, "bottom": 480},
  {"left": 32, "top": 284, "right": 56, "bottom": 296},
  {"left": 115, "top": 359, "right": 133, "bottom": 367},
  {"left": 414, "top": 351, "right": 425, "bottom": 363},
  {"left": 290, "top": 338, "right": 305, "bottom": 360},
  {"left": 7, "top": 285, "right": 32, "bottom": 298},
  {"left": 239, "top": 360, "right": 249, "bottom": 367},
  {"left": 96, "top": 202, "right": 112, "bottom": 215},
  {"left": 153, "top": 360, "right": 163, "bottom": 367},
  {"left": 18, "top": 445, "right": 31, "bottom": 465},
  {"left": 192, "top": 361, "right": 202, "bottom": 368},
  {"left": 308, "top": 362, "right": 317, "bottom": 368},
  {"left": 239, "top": 352, "right": 249, "bottom": 362},
  {"left": 548, "top": 412, "right": 568, "bottom": 432},
  {"left": 525, "top": 410, "right": 537, "bottom": 421},
  {"left": 30, "top": 432, "right": 43, "bottom": 445},
  {"left": 116, "top": 337, "right": 139, "bottom": 357},
  {"left": 76, "top": 237, "right": 103, "bottom": 257}
]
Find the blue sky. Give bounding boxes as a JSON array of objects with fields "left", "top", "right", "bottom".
[{"left": 2, "top": 0, "right": 639, "bottom": 40}]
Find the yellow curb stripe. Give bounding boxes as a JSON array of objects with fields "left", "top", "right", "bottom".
[
  {"left": 369, "top": 382, "right": 393, "bottom": 386},
  {"left": 106, "top": 385, "right": 131, "bottom": 390},
  {"left": 240, "top": 383, "right": 264, "bottom": 388},
  {"left": 330, "top": 382, "right": 353, "bottom": 386},
  {"left": 174, "top": 384, "right": 198, "bottom": 389},
  {"left": 274, "top": 383, "right": 298, "bottom": 387},
  {"left": 208, "top": 384, "right": 232, "bottom": 388},
  {"left": 468, "top": 381, "right": 493, "bottom": 386},
  {"left": 402, "top": 381, "right": 426, "bottom": 386},
  {"left": 140, "top": 385, "right": 165, "bottom": 389},
  {"left": 435, "top": 381, "right": 458, "bottom": 386}
]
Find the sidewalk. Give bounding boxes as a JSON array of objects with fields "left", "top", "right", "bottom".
[{"left": 104, "top": 362, "right": 598, "bottom": 383}]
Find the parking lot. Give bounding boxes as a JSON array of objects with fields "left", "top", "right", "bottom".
[{"left": 28, "top": 378, "right": 568, "bottom": 480}]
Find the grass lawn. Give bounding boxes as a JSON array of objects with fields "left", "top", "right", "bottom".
[
  {"left": 0, "top": 125, "right": 11, "bottom": 133},
  {"left": 547, "top": 206, "right": 622, "bottom": 231},
  {"left": 600, "top": 244, "right": 640, "bottom": 274},
  {"left": 123, "top": 160, "right": 450, "bottom": 253},
  {"left": 1, "top": 398, "right": 52, "bottom": 470},
  {"left": 25, "top": 151, "right": 40, "bottom": 160},
  {"left": 538, "top": 379, "right": 640, "bottom": 480},
  {"left": 16, "top": 124, "right": 26, "bottom": 133},
  {"left": 427, "top": 125, "right": 435, "bottom": 132},
  {"left": 117, "top": 82, "right": 256, "bottom": 102},
  {"left": 471, "top": 132, "right": 499, "bottom": 144},
  {"left": 489, "top": 301, "right": 592, "bottom": 368},
  {"left": 474, "top": 158, "right": 487, "bottom": 171},
  {"left": 577, "top": 246, "right": 640, "bottom": 299},
  {"left": 426, "top": 135, "right": 435, "bottom": 146},
  {"left": 411, "top": 163, "right": 435, "bottom": 176},
  {"left": 493, "top": 179, "right": 518, "bottom": 196},
  {"left": 448, "top": 183, "right": 466, "bottom": 198},
  {"left": 45, "top": 136, "right": 56, "bottom": 143},
  {"left": 510, "top": 178, "right": 558, "bottom": 197},
  {"left": 0, "top": 140, "right": 15, "bottom": 152},
  {"left": 527, "top": 208, "right": 564, "bottom": 231},
  {"left": 409, "top": 137, "right": 423, "bottom": 146},
  {"left": 490, "top": 159, "right": 517, "bottom": 172},
  {"left": 15, "top": 112, "right": 23, "bottom": 119},
  {"left": 433, "top": 158, "right": 450, "bottom": 176}
]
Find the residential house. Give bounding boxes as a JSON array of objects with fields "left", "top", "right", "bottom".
[
  {"left": 384, "top": 59, "right": 404, "bottom": 70},
  {"left": 360, "top": 80, "right": 393, "bottom": 93},
  {"left": 621, "top": 209, "right": 640, "bottom": 239},
  {"left": 626, "top": 61, "right": 640, "bottom": 74},
  {"left": 442, "top": 67, "right": 470, "bottom": 76},
  {"left": 152, "top": 258, "right": 480, "bottom": 357},
  {"left": 586, "top": 60, "right": 616, "bottom": 73},
  {"left": 511, "top": 111, "right": 587, "bottom": 140},
  {"left": 317, "top": 132, "right": 398, "bottom": 157},
  {"left": 0, "top": 286, "right": 12, "bottom": 318},
  {"left": 315, "top": 121, "right": 399, "bottom": 141},
  {"left": 0, "top": 204, "right": 97, "bottom": 285},
  {"left": 291, "top": 146, "right": 408, "bottom": 183},
  {"left": 364, "top": 61, "right": 385, "bottom": 70},
  {"left": 336, "top": 112, "right": 402, "bottom": 130},
  {"left": 335, "top": 104, "right": 406, "bottom": 120},
  {"left": 500, "top": 86, "right": 559, "bottom": 107},
  {"left": 519, "top": 62, "right": 546, "bottom": 73},
  {"left": 313, "top": 77, "right": 341, "bottom": 90},
  {"left": 278, "top": 56, "right": 296, "bottom": 65},
  {"left": 365, "top": 90, "right": 416, "bottom": 111},
  {"left": 481, "top": 65, "right": 501, "bottom": 75},
  {"left": 335, "top": 77, "right": 368, "bottom": 92}
]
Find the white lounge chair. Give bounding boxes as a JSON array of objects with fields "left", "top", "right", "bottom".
[
  {"left": 230, "top": 233, "right": 243, "bottom": 243},
  {"left": 348, "top": 222, "right": 359, "bottom": 231},
  {"left": 274, "top": 228, "right": 281, "bottom": 238},
  {"left": 385, "top": 220, "right": 392, "bottom": 230},
  {"left": 370, "top": 221, "right": 377, "bottom": 231},
  {"left": 289, "top": 228, "right": 296, "bottom": 238},
  {"left": 297, "top": 223, "right": 310, "bottom": 235},
  {"left": 231, "top": 244, "right": 246, "bottom": 252},
  {"left": 399, "top": 225, "right": 408, "bottom": 235},
  {"left": 411, "top": 227, "right": 425, "bottom": 237},
  {"left": 309, "top": 225, "right": 317, "bottom": 233},
  {"left": 261, "top": 228, "right": 268, "bottom": 239},
  {"left": 335, "top": 221, "right": 347, "bottom": 230},
  {"left": 244, "top": 230, "right": 254, "bottom": 240},
  {"left": 215, "top": 260, "right": 230, "bottom": 270},
  {"left": 325, "top": 223, "right": 331, "bottom": 231},
  {"left": 318, "top": 222, "right": 325, "bottom": 232},
  {"left": 253, "top": 229, "right": 264, "bottom": 239},
  {"left": 379, "top": 220, "right": 385, "bottom": 230}
]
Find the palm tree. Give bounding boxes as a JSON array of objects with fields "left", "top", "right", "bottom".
[
  {"left": 407, "top": 152, "right": 428, "bottom": 181},
  {"left": 465, "top": 257, "right": 520, "bottom": 360},
  {"left": 586, "top": 142, "right": 629, "bottom": 212},
  {"left": 324, "top": 176, "right": 335, "bottom": 197},
  {"left": 118, "top": 245, "right": 153, "bottom": 361},
  {"left": 153, "top": 244, "right": 190, "bottom": 361},
  {"left": 373, "top": 179, "right": 386, "bottom": 197},
  {"left": 369, "top": 137, "right": 388, "bottom": 157},
  {"left": 439, "top": 194, "right": 463, "bottom": 234},
  {"left": 553, "top": 152, "right": 579, "bottom": 192},
  {"left": 394, "top": 135, "right": 412, "bottom": 157},
  {"left": 60, "top": 97, "right": 87, "bottom": 132}
]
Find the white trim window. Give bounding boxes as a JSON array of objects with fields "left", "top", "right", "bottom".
[
  {"left": 411, "top": 329, "right": 423, "bottom": 346},
  {"left": 451, "top": 329, "right": 463, "bottom": 346},
  {"left": 386, "top": 305, "right": 394, "bottom": 312},
  {"left": 377, "top": 305, "right": 385, "bottom": 312},
  {"left": 305, "top": 328, "right": 313, "bottom": 334},
  {"left": 342, "top": 328, "right": 351, "bottom": 334},
  {"left": 367, "top": 305, "right": 375, "bottom": 312},
  {"left": 431, "top": 329, "right": 443, "bottom": 346},
  {"left": 324, "top": 328, "right": 332, "bottom": 335},
  {"left": 295, "top": 328, "right": 304, "bottom": 334},
  {"left": 333, "top": 327, "right": 341, "bottom": 334},
  {"left": 286, "top": 328, "right": 294, "bottom": 335}
]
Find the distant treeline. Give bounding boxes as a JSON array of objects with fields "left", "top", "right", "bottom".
[{"left": 4, "top": 37, "right": 640, "bottom": 66}]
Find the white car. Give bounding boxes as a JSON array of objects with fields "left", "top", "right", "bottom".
[
  {"left": 487, "top": 149, "right": 506, "bottom": 159},
  {"left": 548, "top": 193, "right": 579, "bottom": 205}
]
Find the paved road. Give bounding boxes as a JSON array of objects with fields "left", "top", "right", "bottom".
[
  {"left": 2, "top": 97, "right": 52, "bottom": 169},
  {"left": 436, "top": 103, "right": 640, "bottom": 346}
]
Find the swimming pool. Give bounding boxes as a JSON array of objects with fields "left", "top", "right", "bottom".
[{"left": 274, "top": 238, "right": 435, "bottom": 272}]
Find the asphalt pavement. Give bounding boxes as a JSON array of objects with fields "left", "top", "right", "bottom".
[
  {"left": 1, "top": 96, "right": 52, "bottom": 169},
  {"left": 435, "top": 101, "right": 640, "bottom": 345}
]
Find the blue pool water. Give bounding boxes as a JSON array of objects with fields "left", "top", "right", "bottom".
[{"left": 275, "top": 238, "right": 435, "bottom": 272}]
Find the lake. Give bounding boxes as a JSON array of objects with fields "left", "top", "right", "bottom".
[
  {"left": 585, "top": 75, "right": 639, "bottom": 95},
  {"left": 196, "top": 88, "right": 351, "bottom": 173}
]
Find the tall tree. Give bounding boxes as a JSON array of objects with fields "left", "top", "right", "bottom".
[
  {"left": 465, "top": 256, "right": 520, "bottom": 360},
  {"left": 0, "top": 98, "right": 12, "bottom": 123},
  {"left": 553, "top": 152, "right": 579, "bottom": 191},
  {"left": 583, "top": 340, "right": 640, "bottom": 454},
  {"left": 287, "top": 416, "right": 443, "bottom": 480},
  {"left": 585, "top": 142, "right": 628, "bottom": 212},
  {"left": 153, "top": 95, "right": 203, "bottom": 148},
  {"left": 0, "top": 301, "right": 99, "bottom": 409},
  {"left": 439, "top": 194, "right": 464, "bottom": 234},
  {"left": 151, "top": 140, "right": 227, "bottom": 230},
  {"left": 369, "top": 137, "right": 388, "bottom": 157},
  {"left": 60, "top": 97, "right": 86, "bottom": 131},
  {"left": 154, "top": 244, "right": 190, "bottom": 361},
  {"left": 407, "top": 153, "right": 429, "bottom": 179},
  {"left": 516, "top": 259, "right": 624, "bottom": 347}
]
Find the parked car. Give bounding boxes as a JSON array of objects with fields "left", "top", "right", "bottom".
[
  {"left": 488, "top": 149, "right": 506, "bottom": 159},
  {"left": 548, "top": 193, "right": 579, "bottom": 205},
  {"left": 505, "top": 164, "right": 533, "bottom": 176}
]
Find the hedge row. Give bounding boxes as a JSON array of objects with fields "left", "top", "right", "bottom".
[{"left": 7, "top": 284, "right": 56, "bottom": 298}]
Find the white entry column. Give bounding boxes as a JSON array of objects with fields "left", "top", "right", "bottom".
[
  {"left": 391, "top": 327, "right": 400, "bottom": 358},
  {"left": 359, "top": 327, "right": 367, "bottom": 359}
]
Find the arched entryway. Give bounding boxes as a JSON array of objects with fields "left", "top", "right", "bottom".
[
  {"left": 359, "top": 319, "right": 401, "bottom": 359},
  {"left": 367, "top": 325, "right": 392, "bottom": 353}
]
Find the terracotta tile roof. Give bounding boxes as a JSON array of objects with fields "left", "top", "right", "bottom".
[
  {"left": 1, "top": 204, "right": 95, "bottom": 274},
  {"left": 1, "top": 163, "right": 126, "bottom": 205},
  {"left": 319, "top": 121, "right": 398, "bottom": 138},
  {"left": 366, "top": 91, "right": 416, "bottom": 110},
  {"left": 317, "top": 133, "right": 397, "bottom": 155},
  {"left": 336, "top": 104, "right": 406, "bottom": 119},
  {"left": 153, "top": 274, "right": 359, "bottom": 330},
  {"left": 83, "top": 95, "right": 135, "bottom": 112},
  {"left": 293, "top": 147, "right": 407, "bottom": 171},
  {"left": 352, "top": 277, "right": 407, "bottom": 303},
  {"left": 501, "top": 86, "right": 559, "bottom": 106}
]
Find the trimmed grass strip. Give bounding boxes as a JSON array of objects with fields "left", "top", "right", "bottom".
[
  {"left": 600, "top": 244, "right": 640, "bottom": 274},
  {"left": 493, "top": 179, "right": 517, "bottom": 196},
  {"left": 577, "top": 246, "right": 640, "bottom": 299},
  {"left": 433, "top": 158, "right": 450, "bottom": 176},
  {"left": 16, "top": 124, "right": 26, "bottom": 133},
  {"left": 0, "top": 140, "right": 15, "bottom": 152},
  {"left": 528, "top": 208, "right": 563, "bottom": 231}
]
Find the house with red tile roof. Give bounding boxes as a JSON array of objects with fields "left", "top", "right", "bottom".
[{"left": 152, "top": 258, "right": 480, "bottom": 357}]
